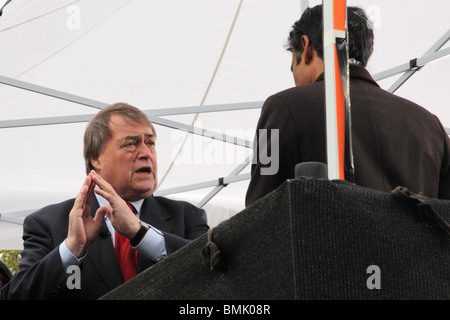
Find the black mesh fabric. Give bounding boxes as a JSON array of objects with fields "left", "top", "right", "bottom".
[
  {"left": 101, "top": 178, "right": 450, "bottom": 300},
  {"left": 290, "top": 178, "right": 450, "bottom": 299}
]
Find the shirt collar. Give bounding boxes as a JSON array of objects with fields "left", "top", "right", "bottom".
[{"left": 94, "top": 192, "right": 145, "bottom": 214}]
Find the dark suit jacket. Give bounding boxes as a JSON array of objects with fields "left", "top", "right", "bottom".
[
  {"left": 246, "top": 65, "right": 450, "bottom": 206},
  {"left": 1, "top": 196, "right": 208, "bottom": 300}
]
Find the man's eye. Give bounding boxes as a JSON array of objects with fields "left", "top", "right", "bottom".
[{"left": 122, "top": 141, "right": 137, "bottom": 150}]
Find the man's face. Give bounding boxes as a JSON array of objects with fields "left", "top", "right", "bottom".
[{"left": 92, "top": 114, "right": 158, "bottom": 201}]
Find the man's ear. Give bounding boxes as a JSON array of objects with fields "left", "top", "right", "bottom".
[
  {"left": 301, "top": 35, "right": 314, "bottom": 65},
  {"left": 90, "top": 157, "right": 101, "bottom": 171}
]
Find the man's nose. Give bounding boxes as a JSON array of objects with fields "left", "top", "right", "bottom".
[{"left": 136, "top": 142, "right": 153, "bottom": 160}]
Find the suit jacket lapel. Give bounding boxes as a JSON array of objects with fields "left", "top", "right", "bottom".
[
  {"left": 140, "top": 196, "right": 173, "bottom": 234},
  {"left": 87, "top": 198, "right": 124, "bottom": 289},
  {"left": 136, "top": 197, "right": 172, "bottom": 273}
]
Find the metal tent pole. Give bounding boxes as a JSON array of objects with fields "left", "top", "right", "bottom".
[
  {"left": 322, "top": 0, "right": 349, "bottom": 180},
  {"left": 387, "top": 29, "right": 450, "bottom": 93},
  {"left": 196, "top": 155, "right": 252, "bottom": 208}
]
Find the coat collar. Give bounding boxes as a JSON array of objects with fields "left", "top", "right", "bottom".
[{"left": 315, "top": 64, "right": 380, "bottom": 88}]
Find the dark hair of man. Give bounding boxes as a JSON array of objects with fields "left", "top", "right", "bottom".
[
  {"left": 83, "top": 102, "right": 156, "bottom": 175},
  {"left": 285, "top": 5, "right": 374, "bottom": 67}
]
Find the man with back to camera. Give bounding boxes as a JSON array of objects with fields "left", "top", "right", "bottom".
[
  {"left": 246, "top": 5, "right": 450, "bottom": 207},
  {"left": 1, "top": 102, "right": 209, "bottom": 299}
]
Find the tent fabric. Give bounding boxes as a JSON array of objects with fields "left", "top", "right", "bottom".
[{"left": 1, "top": 0, "right": 449, "bottom": 250}]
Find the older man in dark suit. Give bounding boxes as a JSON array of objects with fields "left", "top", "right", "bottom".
[
  {"left": 246, "top": 5, "right": 450, "bottom": 207},
  {"left": 1, "top": 103, "right": 209, "bottom": 299}
]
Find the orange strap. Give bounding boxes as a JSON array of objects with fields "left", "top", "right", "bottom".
[{"left": 333, "top": 0, "right": 347, "bottom": 180}]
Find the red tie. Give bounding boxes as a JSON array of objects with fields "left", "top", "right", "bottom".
[{"left": 115, "top": 203, "right": 138, "bottom": 282}]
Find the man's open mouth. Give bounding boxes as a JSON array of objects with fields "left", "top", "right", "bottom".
[{"left": 136, "top": 166, "right": 152, "bottom": 174}]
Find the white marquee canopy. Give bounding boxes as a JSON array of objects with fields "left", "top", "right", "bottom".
[{"left": 1, "top": 0, "right": 449, "bottom": 249}]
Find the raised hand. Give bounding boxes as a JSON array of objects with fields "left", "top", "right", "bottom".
[
  {"left": 66, "top": 174, "right": 109, "bottom": 258},
  {"left": 90, "top": 170, "right": 141, "bottom": 239}
]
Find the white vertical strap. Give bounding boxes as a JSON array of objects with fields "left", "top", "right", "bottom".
[{"left": 323, "top": 0, "right": 340, "bottom": 180}]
